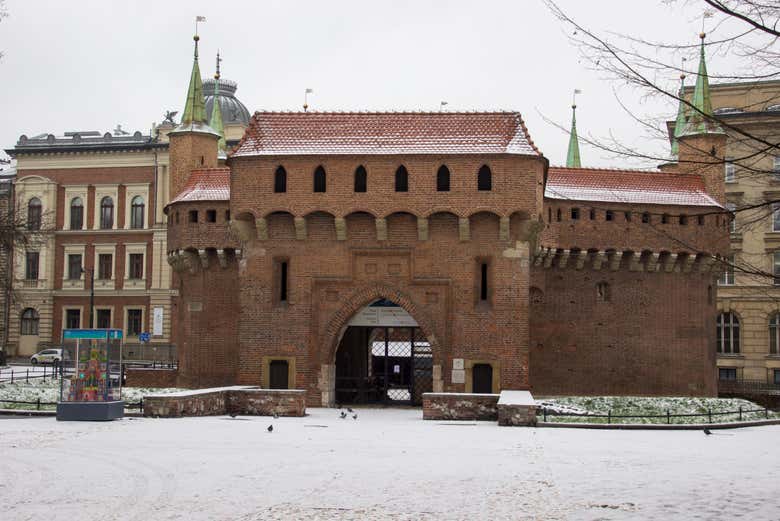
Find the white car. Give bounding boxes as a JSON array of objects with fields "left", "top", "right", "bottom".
[{"left": 30, "top": 348, "right": 62, "bottom": 365}]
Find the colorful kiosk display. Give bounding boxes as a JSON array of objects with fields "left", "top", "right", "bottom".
[{"left": 56, "top": 329, "right": 124, "bottom": 421}]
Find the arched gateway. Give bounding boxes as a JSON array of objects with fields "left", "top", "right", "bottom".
[{"left": 334, "top": 299, "right": 433, "bottom": 405}]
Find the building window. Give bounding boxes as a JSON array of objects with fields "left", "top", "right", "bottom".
[
  {"left": 698, "top": 214, "right": 705, "bottom": 226},
  {"left": 661, "top": 214, "right": 669, "bottom": 224},
  {"left": 65, "top": 309, "right": 81, "bottom": 329},
  {"left": 624, "top": 211, "right": 631, "bottom": 222},
  {"left": 225, "top": 210, "right": 230, "bottom": 221},
  {"left": 27, "top": 197, "right": 42, "bottom": 231},
  {"left": 25, "top": 251, "right": 39, "bottom": 280},
  {"left": 596, "top": 281, "right": 611, "bottom": 302},
  {"left": 773, "top": 204, "right": 780, "bottom": 232},
  {"left": 274, "top": 166, "right": 287, "bottom": 193},
  {"left": 774, "top": 370, "right": 780, "bottom": 385},
  {"left": 100, "top": 196, "right": 114, "bottom": 229},
  {"left": 206, "top": 209, "right": 217, "bottom": 223},
  {"left": 313, "top": 166, "right": 326, "bottom": 193},
  {"left": 70, "top": 197, "right": 83, "bottom": 230},
  {"left": 175, "top": 212, "right": 180, "bottom": 224},
  {"left": 130, "top": 196, "right": 144, "bottom": 229},
  {"left": 437, "top": 165, "right": 450, "bottom": 192},
  {"left": 479, "top": 263, "right": 489, "bottom": 301},
  {"left": 354, "top": 166, "right": 367, "bottom": 193},
  {"left": 571, "top": 208, "right": 580, "bottom": 220},
  {"left": 556, "top": 208, "right": 561, "bottom": 222},
  {"left": 589, "top": 208, "right": 596, "bottom": 220},
  {"left": 719, "top": 255, "right": 735, "bottom": 286},
  {"left": 726, "top": 204, "right": 736, "bottom": 233},
  {"left": 275, "top": 259, "right": 289, "bottom": 304},
  {"left": 716, "top": 312, "right": 740, "bottom": 354},
  {"left": 126, "top": 309, "right": 143, "bottom": 336},
  {"left": 605, "top": 210, "right": 614, "bottom": 222},
  {"left": 718, "top": 368, "right": 737, "bottom": 381},
  {"left": 724, "top": 158, "right": 735, "bottom": 182},
  {"left": 773, "top": 252, "right": 780, "bottom": 286},
  {"left": 395, "top": 165, "right": 409, "bottom": 192},
  {"left": 189, "top": 210, "right": 198, "bottom": 223},
  {"left": 477, "top": 165, "right": 492, "bottom": 191},
  {"left": 20, "top": 308, "right": 39, "bottom": 335},
  {"left": 98, "top": 253, "right": 113, "bottom": 280},
  {"left": 770, "top": 314, "right": 780, "bottom": 355},
  {"left": 67, "top": 254, "right": 82, "bottom": 280},
  {"left": 642, "top": 212, "right": 650, "bottom": 224},
  {"left": 679, "top": 214, "right": 688, "bottom": 225},
  {"left": 97, "top": 309, "right": 111, "bottom": 329},
  {"left": 128, "top": 253, "right": 144, "bottom": 279},
  {"left": 774, "top": 156, "right": 780, "bottom": 179}
]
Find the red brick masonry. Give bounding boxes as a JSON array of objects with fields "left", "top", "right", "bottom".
[{"left": 125, "top": 368, "right": 178, "bottom": 388}]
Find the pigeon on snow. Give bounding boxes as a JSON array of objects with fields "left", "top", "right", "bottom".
[
  {"left": 352, "top": 414, "right": 358, "bottom": 420},
  {"left": 229, "top": 411, "right": 237, "bottom": 419},
  {"left": 268, "top": 425, "right": 274, "bottom": 433},
  {"left": 340, "top": 411, "right": 347, "bottom": 419},
  {"left": 703, "top": 428, "right": 712, "bottom": 435}
]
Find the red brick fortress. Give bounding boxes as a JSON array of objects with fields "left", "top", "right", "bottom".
[{"left": 166, "top": 109, "right": 728, "bottom": 402}]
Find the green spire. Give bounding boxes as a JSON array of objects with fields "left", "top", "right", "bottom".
[
  {"left": 679, "top": 33, "right": 723, "bottom": 136},
  {"left": 180, "top": 35, "right": 208, "bottom": 126},
  {"left": 209, "top": 52, "right": 226, "bottom": 155},
  {"left": 566, "top": 103, "right": 582, "bottom": 168},
  {"left": 670, "top": 73, "right": 687, "bottom": 157}
]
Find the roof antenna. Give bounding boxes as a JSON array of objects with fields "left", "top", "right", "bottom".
[{"left": 304, "top": 88, "right": 313, "bottom": 112}]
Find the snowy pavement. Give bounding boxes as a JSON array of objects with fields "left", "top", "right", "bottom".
[{"left": 0, "top": 408, "right": 778, "bottom": 520}]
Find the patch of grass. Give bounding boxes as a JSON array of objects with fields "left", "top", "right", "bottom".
[{"left": 537, "top": 396, "right": 779, "bottom": 424}]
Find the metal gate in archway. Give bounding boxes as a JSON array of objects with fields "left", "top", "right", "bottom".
[{"left": 335, "top": 325, "right": 433, "bottom": 406}]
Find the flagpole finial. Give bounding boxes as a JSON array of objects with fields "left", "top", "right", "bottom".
[{"left": 215, "top": 51, "right": 221, "bottom": 80}]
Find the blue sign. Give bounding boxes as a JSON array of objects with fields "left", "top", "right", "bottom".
[
  {"left": 139, "top": 332, "right": 151, "bottom": 343},
  {"left": 63, "top": 329, "right": 124, "bottom": 340}
]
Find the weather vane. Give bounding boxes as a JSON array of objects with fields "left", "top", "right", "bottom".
[
  {"left": 195, "top": 15, "right": 206, "bottom": 37},
  {"left": 572, "top": 89, "right": 582, "bottom": 109}
]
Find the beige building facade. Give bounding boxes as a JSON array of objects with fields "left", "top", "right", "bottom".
[{"left": 700, "top": 80, "right": 780, "bottom": 385}]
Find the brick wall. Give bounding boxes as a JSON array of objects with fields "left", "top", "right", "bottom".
[
  {"left": 125, "top": 367, "right": 178, "bottom": 388},
  {"left": 530, "top": 266, "right": 718, "bottom": 396}
]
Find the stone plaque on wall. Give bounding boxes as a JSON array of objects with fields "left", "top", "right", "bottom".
[
  {"left": 451, "top": 369, "right": 465, "bottom": 384},
  {"left": 452, "top": 358, "right": 464, "bottom": 370}
]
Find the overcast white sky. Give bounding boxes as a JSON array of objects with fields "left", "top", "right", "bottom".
[{"left": 0, "top": 1, "right": 738, "bottom": 167}]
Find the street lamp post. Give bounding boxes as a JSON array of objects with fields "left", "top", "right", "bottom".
[{"left": 81, "top": 267, "right": 94, "bottom": 328}]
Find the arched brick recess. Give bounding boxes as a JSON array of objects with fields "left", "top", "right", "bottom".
[{"left": 321, "top": 283, "right": 442, "bottom": 365}]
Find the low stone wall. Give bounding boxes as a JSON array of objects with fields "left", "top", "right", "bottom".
[
  {"left": 422, "top": 392, "right": 499, "bottom": 421},
  {"left": 497, "top": 390, "right": 538, "bottom": 426},
  {"left": 125, "top": 368, "right": 178, "bottom": 388},
  {"left": 143, "top": 386, "right": 306, "bottom": 418}
]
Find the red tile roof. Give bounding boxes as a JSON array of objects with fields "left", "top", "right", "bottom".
[
  {"left": 169, "top": 168, "right": 230, "bottom": 205},
  {"left": 230, "top": 111, "right": 541, "bottom": 157},
  {"left": 545, "top": 166, "right": 721, "bottom": 207}
]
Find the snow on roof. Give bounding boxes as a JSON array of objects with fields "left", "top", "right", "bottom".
[
  {"left": 168, "top": 167, "right": 230, "bottom": 205},
  {"left": 545, "top": 166, "right": 722, "bottom": 207},
  {"left": 231, "top": 111, "right": 541, "bottom": 157}
]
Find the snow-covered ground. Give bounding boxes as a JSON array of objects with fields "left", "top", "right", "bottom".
[
  {"left": 0, "top": 379, "right": 181, "bottom": 409},
  {"left": 1, "top": 408, "right": 778, "bottom": 520}
]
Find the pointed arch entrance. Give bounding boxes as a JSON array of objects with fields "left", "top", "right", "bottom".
[{"left": 334, "top": 299, "right": 433, "bottom": 405}]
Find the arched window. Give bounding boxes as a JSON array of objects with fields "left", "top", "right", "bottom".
[
  {"left": 477, "top": 165, "right": 492, "bottom": 191},
  {"left": 100, "top": 196, "right": 114, "bottom": 229},
  {"left": 69, "top": 197, "right": 83, "bottom": 230},
  {"left": 313, "top": 166, "right": 326, "bottom": 193},
  {"left": 395, "top": 165, "right": 409, "bottom": 192},
  {"left": 274, "top": 166, "right": 287, "bottom": 193},
  {"left": 130, "top": 196, "right": 144, "bottom": 229},
  {"left": 27, "top": 198, "right": 42, "bottom": 231},
  {"left": 437, "top": 165, "right": 450, "bottom": 192},
  {"left": 770, "top": 314, "right": 780, "bottom": 355},
  {"left": 716, "top": 312, "right": 740, "bottom": 354},
  {"left": 20, "top": 308, "right": 39, "bottom": 335},
  {"left": 354, "top": 166, "right": 367, "bottom": 193}
]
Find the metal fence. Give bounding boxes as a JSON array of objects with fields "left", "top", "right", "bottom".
[
  {"left": 540, "top": 406, "right": 773, "bottom": 424},
  {"left": 0, "top": 363, "right": 61, "bottom": 384},
  {"left": 0, "top": 397, "right": 144, "bottom": 412},
  {"left": 718, "top": 378, "right": 780, "bottom": 394}
]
